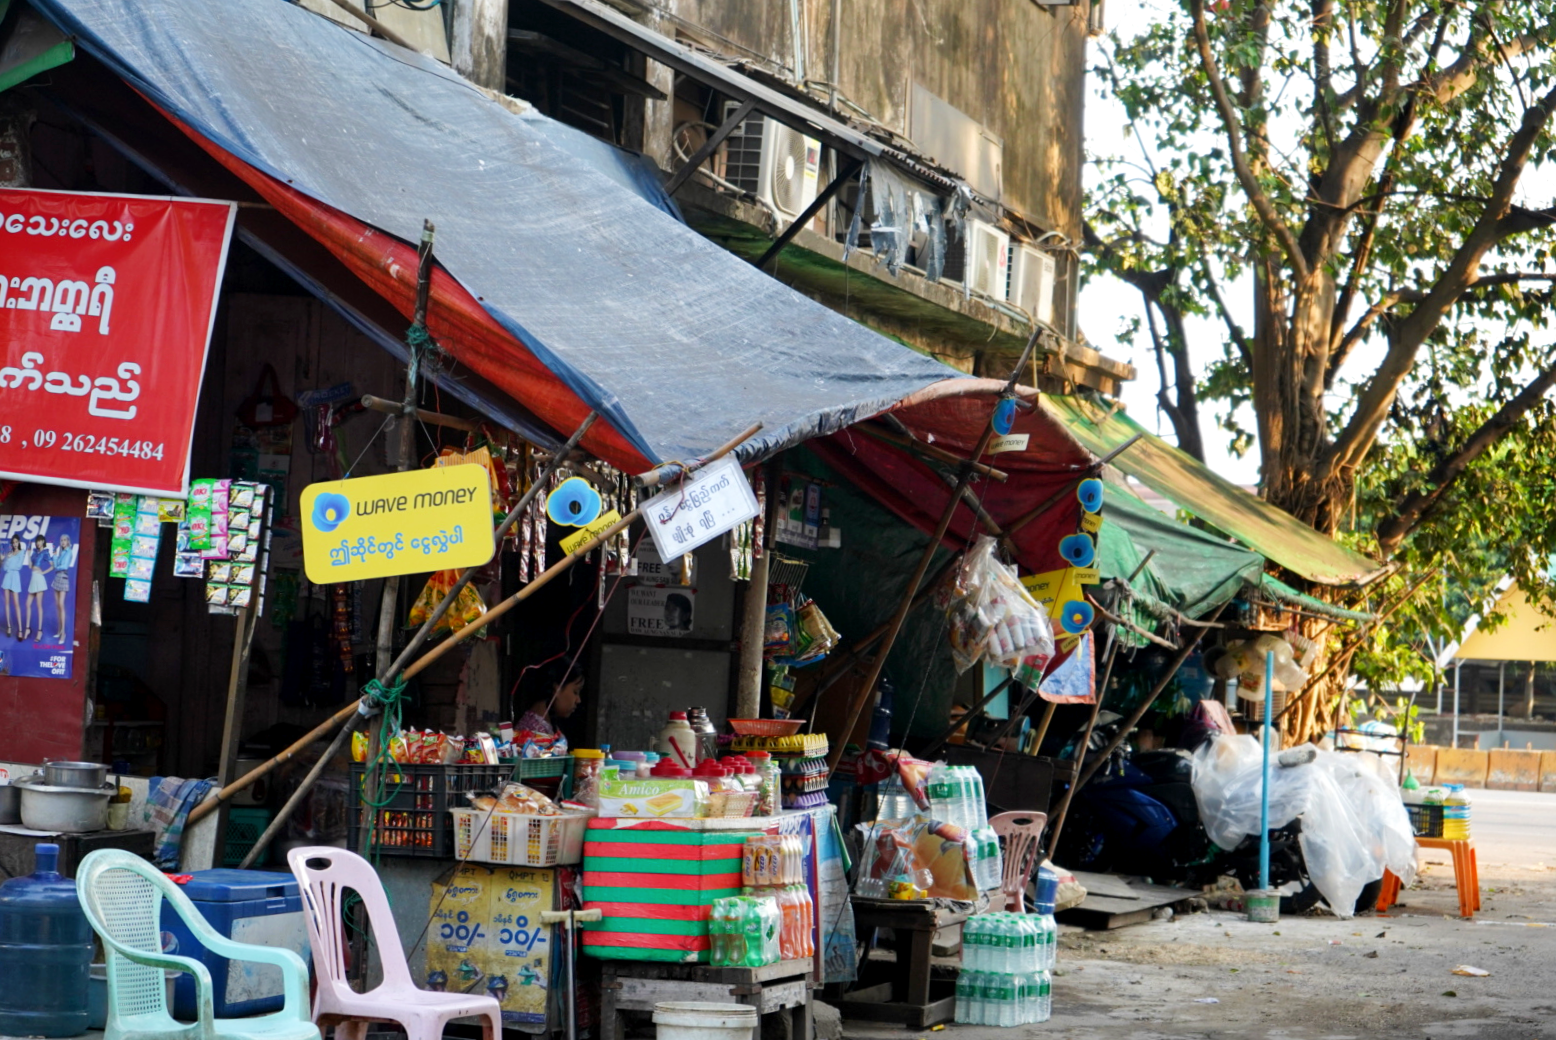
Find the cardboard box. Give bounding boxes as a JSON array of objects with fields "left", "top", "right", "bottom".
[
  {"left": 597, "top": 774, "right": 709, "bottom": 819},
  {"left": 426, "top": 864, "right": 556, "bottom": 1028}
]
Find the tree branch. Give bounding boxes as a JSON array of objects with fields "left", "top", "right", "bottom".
[
  {"left": 1376, "top": 356, "right": 1556, "bottom": 555},
  {"left": 1324, "top": 83, "right": 1556, "bottom": 475},
  {"left": 1190, "top": 0, "right": 1310, "bottom": 281},
  {"left": 1197, "top": 245, "right": 1252, "bottom": 369}
]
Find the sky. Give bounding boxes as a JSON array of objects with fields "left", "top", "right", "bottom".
[
  {"left": 1077, "top": 0, "right": 1262, "bottom": 486},
  {"left": 1077, "top": 0, "right": 1556, "bottom": 494}
]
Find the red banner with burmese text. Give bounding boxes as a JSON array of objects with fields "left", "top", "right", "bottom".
[{"left": 0, "top": 188, "right": 235, "bottom": 496}]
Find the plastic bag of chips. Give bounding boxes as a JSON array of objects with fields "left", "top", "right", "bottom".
[{"left": 408, "top": 570, "right": 487, "bottom": 635}]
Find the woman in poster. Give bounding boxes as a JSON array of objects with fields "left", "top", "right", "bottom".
[
  {"left": 50, "top": 533, "right": 77, "bottom": 643},
  {"left": 1, "top": 536, "right": 23, "bottom": 638},
  {"left": 25, "top": 534, "right": 52, "bottom": 643}
]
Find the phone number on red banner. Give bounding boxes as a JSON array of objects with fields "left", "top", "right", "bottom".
[{"left": 0, "top": 426, "right": 166, "bottom": 460}]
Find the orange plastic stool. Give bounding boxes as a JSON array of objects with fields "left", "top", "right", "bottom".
[{"left": 1378, "top": 837, "right": 1479, "bottom": 917}]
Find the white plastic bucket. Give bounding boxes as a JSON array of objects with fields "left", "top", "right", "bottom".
[{"left": 653, "top": 1001, "right": 758, "bottom": 1040}]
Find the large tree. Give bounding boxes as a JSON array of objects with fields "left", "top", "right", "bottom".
[{"left": 1087, "top": 0, "right": 1556, "bottom": 735}]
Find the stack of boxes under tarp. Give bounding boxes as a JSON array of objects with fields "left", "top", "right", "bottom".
[{"left": 580, "top": 818, "right": 763, "bottom": 963}]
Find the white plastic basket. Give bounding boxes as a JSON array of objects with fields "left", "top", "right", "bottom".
[{"left": 448, "top": 809, "right": 593, "bottom": 866}]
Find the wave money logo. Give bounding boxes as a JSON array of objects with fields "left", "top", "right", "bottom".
[{"left": 312, "top": 492, "right": 350, "bottom": 533}]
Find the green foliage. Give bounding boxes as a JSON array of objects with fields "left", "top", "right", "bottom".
[{"left": 1087, "top": 0, "right": 1556, "bottom": 672}]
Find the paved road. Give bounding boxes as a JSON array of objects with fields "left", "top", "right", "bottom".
[{"left": 1455, "top": 787, "right": 1556, "bottom": 875}]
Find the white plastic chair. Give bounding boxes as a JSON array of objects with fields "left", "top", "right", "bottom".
[
  {"left": 76, "top": 849, "right": 319, "bottom": 1040},
  {"left": 286, "top": 846, "right": 501, "bottom": 1040},
  {"left": 989, "top": 811, "right": 1048, "bottom": 912}
]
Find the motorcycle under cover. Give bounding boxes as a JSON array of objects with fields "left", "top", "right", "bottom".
[
  {"left": 31, "top": 0, "right": 969, "bottom": 470},
  {"left": 1191, "top": 735, "right": 1417, "bottom": 918}
]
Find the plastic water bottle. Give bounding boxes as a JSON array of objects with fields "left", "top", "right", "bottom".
[
  {"left": 1035, "top": 969, "right": 1052, "bottom": 1022},
  {"left": 955, "top": 970, "right": 977, "bottom": 1024},
  {"left": 966, "top": 766, "right": 987, "bottom": 828},
  {"left": 0, "top": 844, "right": 92, "bottom": 1038}
]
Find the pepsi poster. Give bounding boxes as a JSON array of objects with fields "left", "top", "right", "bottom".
[{"left": 0, "top": 515, "right": 81, "bottom": 679}]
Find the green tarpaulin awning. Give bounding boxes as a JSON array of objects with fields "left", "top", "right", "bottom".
[
  {"left": 1096, "top": 484, "right": 1264, "bottom": 621},
  {"left": 1043, "top": 395, "right": 1387, "bottom": 587}
]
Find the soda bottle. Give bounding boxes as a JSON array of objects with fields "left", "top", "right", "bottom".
[{"left": 796, "top": 885, "right": 815, "bottom": 957}]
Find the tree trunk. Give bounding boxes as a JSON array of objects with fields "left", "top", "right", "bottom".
[{"left": 1524, "top": 665, "right": 1537, "bottom": 719}]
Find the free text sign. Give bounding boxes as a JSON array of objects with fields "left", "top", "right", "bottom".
[
  {"left": 641, "top": 455, "right": 759, "bottom": 561},
  {"left": 300, "top": 464, "right": 494, "bottom": 583},
  {"left": 0, "top": 188, "right": 235, "bottom": 495}
]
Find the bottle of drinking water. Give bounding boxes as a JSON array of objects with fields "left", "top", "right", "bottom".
[
  {"left": 966, "top": 766, "right": 987, "bottom": 828},
  {"left": 955, "top": 970, "right": 977, "bottom": 1024},
  {"left": 1035, "top": 969, "right": 1052, "bottom": 1022},
  {"left": 963, "top": 915, "right": 980, "bottom": 971}
]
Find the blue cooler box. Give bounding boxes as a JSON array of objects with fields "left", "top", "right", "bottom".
[{"left": 160, "top": 869, "right": 311, "bottom": 1019}]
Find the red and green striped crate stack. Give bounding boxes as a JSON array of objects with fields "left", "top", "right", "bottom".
[{"left": 580, "top": 818, "right": 763, "bottom": 963}]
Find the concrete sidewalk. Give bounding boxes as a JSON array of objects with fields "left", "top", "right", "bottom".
[{"left": 846, "top": 788, "right": 1556, "bottom": 1039}]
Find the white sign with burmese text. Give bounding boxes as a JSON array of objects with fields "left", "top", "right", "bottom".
[{"left": 641, "top": 455, "right": 759, "bottom": 561}]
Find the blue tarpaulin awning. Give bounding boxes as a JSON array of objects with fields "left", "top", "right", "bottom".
[{"left": 30, "top": 0, "right": 983, "bottom": 472}]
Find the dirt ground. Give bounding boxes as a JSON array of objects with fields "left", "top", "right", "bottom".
[{"left": 844, "top": 788, "right": 1556, "bottom": 1040}]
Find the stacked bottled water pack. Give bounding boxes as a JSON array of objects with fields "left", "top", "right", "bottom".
[
  {"left": 927, "top": 765, "right": 1003, "bottom": 893},
  {"left": 955, "top": 912, "right": 1056, "bottom": 1026}
]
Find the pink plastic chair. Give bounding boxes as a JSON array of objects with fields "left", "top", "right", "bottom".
[
  {"left": 989, "top": 811, "right": 1048, "bottom": 913},
  {"left": 287, "top": 847, "right": 502, "bottom": 1040}
]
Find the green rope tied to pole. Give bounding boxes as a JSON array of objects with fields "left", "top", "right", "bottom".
[{"left": 358, "top": 676, "right": 412, "bottom": 860}]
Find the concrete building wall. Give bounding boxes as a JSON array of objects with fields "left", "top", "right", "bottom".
[{"left": 661, "top": 0, "right": 1091, "bottom": 236}]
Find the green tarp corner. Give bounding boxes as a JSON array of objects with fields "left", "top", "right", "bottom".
[
  {"left": 1043, "top": 395, "right": 1385, "bottom": 586},
  {"left": 1096, "top": 483, "right": 1264, "bottom": 621},
  {"left": 0, "top": 5, "right": 74, "bottom": 95}
]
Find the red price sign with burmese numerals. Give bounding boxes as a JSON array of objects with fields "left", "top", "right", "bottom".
[{"left": 0, "top": 188, "right": 236, "bottom": 496}]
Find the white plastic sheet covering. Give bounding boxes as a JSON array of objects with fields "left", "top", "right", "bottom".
[{"left": 1191, "top": 735, "right": 1417, "bottom": 917}]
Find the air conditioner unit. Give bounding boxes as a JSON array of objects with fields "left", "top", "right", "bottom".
[
  {"left": 966, "top": 220, "right": 1010, "bottom": 300},
  {"left": 723, "top": 104, "right": 820, "bottom": 223},
  {"left": 1010, "top": 243, "right": 1058, "bottom": 326}
]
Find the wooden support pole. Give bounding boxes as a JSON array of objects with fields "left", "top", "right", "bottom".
[
  {"left": 319, "top": 0, "right": 421, "bottom": 52},
  {"left": 1074, "top": 600, "right": 1230, "bottom": 791},
  {"left": 736, "top": 457, "right": 783, "bottom": 718},
  {"left": 824, "top": 330, "right": 1042, "bottom": 771},
  {"left": 855, "top": 424, "right": 1009, "bottom": 482},
  {"left": 189, "top": 699, "right": 364, "bottom": 826},
  {"left": 238, "top": 715, "right": 357, "bottom": 869},
  {"left": 191, "top": 411, "right": 600, "bottom": 827},
  {"left": 919, "top": 675, "right": 1016, "bottom": 759},
  {"left": 399, "top": 422, "right": 763, "bottom": 682},
  {"left": 361, "top": 219, "right": 436, "bottom": 857},
  {"left": 1041, "top": 631, "right": 1123, "bottom": 857},
  {"left": 360, "top": 394, "right": 478, "bottom": 433}
]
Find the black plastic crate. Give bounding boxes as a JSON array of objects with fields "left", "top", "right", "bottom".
[
  {"left": 349, "top": 763, "right": 513, "bottom": 857},
  {"left": 1407, "top": 802, "right": 1445, "bottom": 838}
]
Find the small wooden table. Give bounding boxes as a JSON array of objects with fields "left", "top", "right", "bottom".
[
  {"left": 599, "top": 957, "right": 813, "bottom": 1040},
  {"left": 833, "top": 898, "right": 969, "bottom": 1028}
]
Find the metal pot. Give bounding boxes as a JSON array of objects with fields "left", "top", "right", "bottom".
[
  {"left": 15, "top": 777, "right": 113, "bottom": 833},
  {"left": 0, "top": 783, "right": 19, "bottom": 825},
  {"left": 43, "top": 760, "right": 110, "bottom": 790}
]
